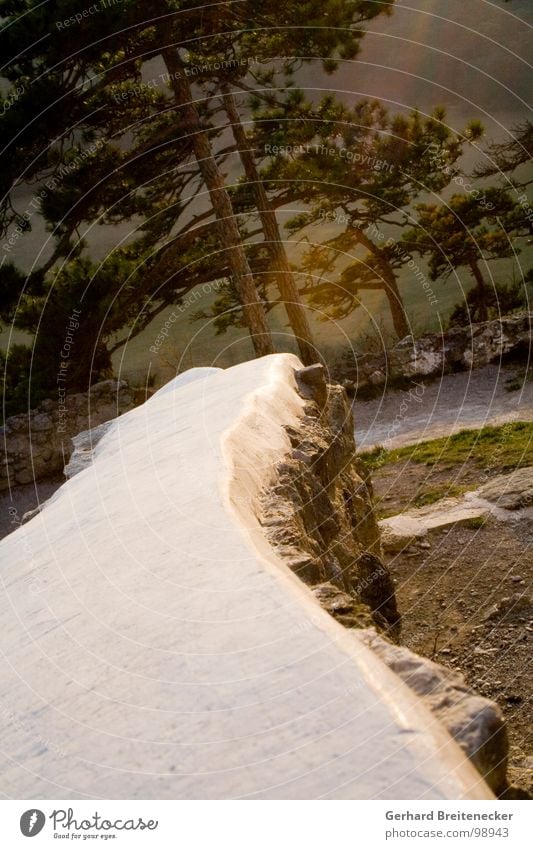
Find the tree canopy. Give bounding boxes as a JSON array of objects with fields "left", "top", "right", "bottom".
[{"left": 0, "top": 0, "right": 531, "bottom": 414}]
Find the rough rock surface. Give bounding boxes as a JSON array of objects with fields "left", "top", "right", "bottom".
[
  {"left": 379, "top": 496, "right": 491, "bottom": 551},
  {"left": 0, "top": 379, "right": 142, "bottom": 491},
  {"left": 64, "top": 420, "right": 115, "bottom": 479},
  {"left": 359, "top": 629, "right": 509, "bottom": 795},
  {"left": 312, "top": 582, "right": 375, "bottom": 630},
  {"left": 340, "top": 313, "right": 532, "bottom": 393},
  {"left": 260, "top": 365, "right": 401, "bottom": 638},
  {"left": 477, "top": 467, "right": 533, "bottom": 510},
  {"left": 260, "top": 364, "right": 511, "bottom": 793},
  {"left": 380, "top": 517, "right": 430, "bottom": 552},
  {"left": 379, "top": 468, "right": 533, "bottom": 552}
]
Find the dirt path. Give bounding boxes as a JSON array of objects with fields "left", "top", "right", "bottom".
[
  {"left": 376, "top": 487, "right": 533, "bottom": 796},
  {"left": 0, "top": 477, "right": 64, "bottom": 540},
  {"left": 354, "top": 364, "right": 533, "bottom": 451}
]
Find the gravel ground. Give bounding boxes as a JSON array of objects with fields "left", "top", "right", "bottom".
[
  {"left": 378, "top": 495, "right": 533, "bottom": 797},
  {"left": 0, "top": 477, "right": 64, "bottom": 541},
  {"left": 354, "top": 364, "right": 533, "bottom": 451}
]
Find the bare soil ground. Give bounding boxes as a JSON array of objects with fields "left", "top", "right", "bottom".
[
  {"left": 372, "top": 456, "right": 490, "bottom": 517},
  {"left": 371, "top": 459, "right": 533, "bottom": 796},
  {"left": 0, "top": 476, "right": 63, "bottom": 540}
]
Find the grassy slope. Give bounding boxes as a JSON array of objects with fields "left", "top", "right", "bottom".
[{"left": 364, "top": 421, "right": 533, "bottom": 473}]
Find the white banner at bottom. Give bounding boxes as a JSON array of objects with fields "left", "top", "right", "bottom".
[{"left": 0, "top": 799, "right": 530, "bottom": 848}]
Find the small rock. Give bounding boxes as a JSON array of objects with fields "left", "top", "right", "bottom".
[
  {"left": 295, "top": 364, "right": 327, "bottom": 407},
  {"left": 483, "top": 604, "right": 500, "bottom": 622},
  {"left": 477, "top": 467, "right": 533, "bottom": 510},
  {"left": 31, "top": 413, "right": 53, "bottom": 432},
  {"left": 21, "top": 506, "right": 42, "bottom": 524},
  {"left": 368, "top": 370, "right": 386, "bottom": 386}
]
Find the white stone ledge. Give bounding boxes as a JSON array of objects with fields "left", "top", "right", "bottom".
[{"left": 0, "top": 355, "right": 491, "bottom": 799}]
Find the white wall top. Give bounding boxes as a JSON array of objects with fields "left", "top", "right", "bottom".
[{"left": 0, "top": 354, "right": 491, "bottom": 799}]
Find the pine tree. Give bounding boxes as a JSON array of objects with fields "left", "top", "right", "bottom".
[
  {"left": 401, "top": 188, "right": 522, "bottom": 323},
  {"left": 0, "top": 0, "right": 396, "bottom": 367},
  {"left": 248, "top": 99, "right": 482, "bottom": 338},
  {"left": 160, "top": 0, "right": 396, "bottom": 361}
]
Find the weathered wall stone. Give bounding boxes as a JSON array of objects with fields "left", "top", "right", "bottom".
[
  {"left": 260, "top": 365, "right": 401, "bottom": 638},
  {"left": 260, "top": 364, "right": 511, "bottom": 794},
  {"left": 1, "top": 380, "right": 144, "bottom": 492},
  {"left": 340, "top": 313, "right": 532, "bottom": 394},
  {"left": 306, "top": 585, "right": 509, "bottom": 793},
  {"left": 358, "top": 629, "right": 509, "bottom": 795}
]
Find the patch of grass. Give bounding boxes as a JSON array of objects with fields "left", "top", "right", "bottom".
[
  {"left": 413, "top": 484, "right": 471, "bottom": 507},
  {"left": 461, "top": 515, "right": 487, "bottom": 530},
  {"left": 505, "top": 368, "right": 533, "bottom": 392},
  {"left": 362, "top": 421, "right": 533, "bottom": 472},
  {"left": 375, "top": 483, "right": 472, "bottom": 518}
]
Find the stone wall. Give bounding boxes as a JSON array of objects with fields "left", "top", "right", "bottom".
[
  {"left": 0, "top": 355, "right": 495, "bottom": 799},
  {"left": 260, "top": 364, "right": 401, "bottom": 638},
  {"left": 260, "top": 364, "right": 510, "bottom": 795},
  {"left": 341, "top": 313, "right": 532, "bottom": 394},
  {"left": 359, "top": 629, "right": 509, "bottom": 795},
  {"left": 0, "top": 380, "right": 141, "bottom": 492}
]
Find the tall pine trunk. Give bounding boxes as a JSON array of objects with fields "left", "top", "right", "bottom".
[
  {"left": 162, "top": 49, "right": 273, "bottom": 358},
  {"left": 469, "top": 259, "right": 489, "bottom": 322},
  {"left": 355, "top": 228, "right": 410, "bottom": 340},
  {"left": 221, "top": 85, "right": 317, "bottom": 366},
  {"left": 381, "top": 271, "right": 410, "bottom": 341}
]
